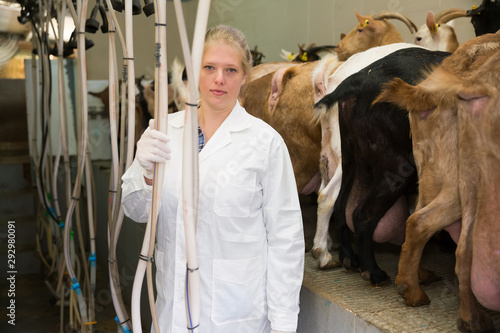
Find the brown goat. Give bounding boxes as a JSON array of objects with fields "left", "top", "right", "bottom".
[
  {"left": 239, "top": 61, "right": 322, "bottom": 194},
  {"left": 335, "top": 10, "right": 418, "bottom": 61},
  {"left": 375, "top": 33, "right": 500, "bottom": 332}
]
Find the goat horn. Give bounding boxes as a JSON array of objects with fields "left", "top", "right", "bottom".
[
  {"left": 437, "top": 9, "right": 468, "bottom": 24},
  {"left": 434, "top": 8, "right": 467, "bottom": 23},
  {"left": 372, "top": 11, "right": 418, "bottom": 33}
]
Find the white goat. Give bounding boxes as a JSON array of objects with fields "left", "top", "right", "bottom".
[{"left": 414, "top": 9, "right": 468, "bottom": 52}]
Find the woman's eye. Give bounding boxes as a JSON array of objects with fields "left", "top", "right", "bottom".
[
  {"left": 227, "top": 68, "right": 236, "bottom": 73},
  {"left": 205, "top": 65, "right": 214, "bottom": 70}
]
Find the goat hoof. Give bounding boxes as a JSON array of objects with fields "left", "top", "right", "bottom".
[
  {"left": 342, "top": 257, "right": 359, "bottom": 271},
  {"left": 311, "top": 247, "right": 322, "bottom": 259},
  {"left": 319, "top": 259, "right": 342, "bottom": 270},
  {"left": 457, "top": 313, "right": 495, "bottom": 333},
  {"left": 457, "top": 318, "right": 470, "bottom": 333},
  {"left": 367, "top": 270, "right": 391, "bottom": 286},
  {"left": 404, "top": 290, "right": 430, "bottom": 307},
  {"left": 420, "top": 273, "right": 442, "bottom": 285},
  {"left": 330, "top": 241, "right": 340, "bottom": 251},
  {"left": 419, "top": 268, "right": 442, "bottom": 285},
  {"left": 407, "top": 296, "right": 431, "bottom": 307},
  {"left": 396, "top": 283, "right": 408, "bottom": 297}
]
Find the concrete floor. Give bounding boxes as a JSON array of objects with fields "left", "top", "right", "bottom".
[
  {"left": 0, "top": 269, "right": 119, "bottom": 333},
  {"left": 299, "top": 241, "right": 500, "bottom": 333}
]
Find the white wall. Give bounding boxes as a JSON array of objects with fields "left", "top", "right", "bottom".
[{"left": 86, "top": 0, "right": 479, "bottom": 80}]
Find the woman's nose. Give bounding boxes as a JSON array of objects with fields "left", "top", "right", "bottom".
[{"left": 214, "top": 70, "right": 224, "bottom": 84}]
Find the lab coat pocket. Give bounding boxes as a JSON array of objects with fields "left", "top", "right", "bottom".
[
  {"left": 213, "top": 170, "right": 256, "bottom": 217},
  {"left": 211, "top": 256, "right": 265, "bottom": 325}
]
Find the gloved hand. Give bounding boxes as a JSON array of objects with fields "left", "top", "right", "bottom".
[
  {"left": 271, "top": 330, "right": 295, "bottom": 333},
  {"left": 136, "top": 119, "right": 171, "bottom": 179}
]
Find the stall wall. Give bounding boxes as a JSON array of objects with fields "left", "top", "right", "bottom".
[{"left": 86, "top": 0, "right": 478, "bottom": 80}]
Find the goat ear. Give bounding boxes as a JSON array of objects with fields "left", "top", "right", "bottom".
[
  {"left": 340, "top": 33, "right": 346, "bottom": 40},
  {"left": 354, "top": 10, "right": 369, "bottom": 26},
  {"left": 447, "top": 19, "right": 456, "bottom": 28},
  {"left": 268, "top": 67, "right": 288, "bottom": 113},
  {"left": 426, "top": 11, "right": 437, "bottom": 36}
]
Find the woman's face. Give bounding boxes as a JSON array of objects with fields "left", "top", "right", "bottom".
[{"left": 199, "top": 41, "right": 247, "bottom": 112}]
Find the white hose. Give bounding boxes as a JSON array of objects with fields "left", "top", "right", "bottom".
[
  {"left": 54, "top": 1, "right": 73, "bottom": 306},
  {"left": 144, "top": 0, "right": 168, "bottom": 332},
  {"left": 84, "top": 153, "right": 97, "bottom": 323},
  {"left": 61, "top": 0, "right": 92, "bottom": 329},
  {"left": 103, "top": 4, "right": 133, "bottom": 332},
  {"left": 131, "top": 213, "right": 153, "bottom": 333},
  {"left": 51, "top": 135, "right": 63, "bottom": 231},
  {"left": 173, "top": 0, "right": 211, "bottom": 331},
  {"left": 124, "top": 0, "right": 136, "bottom": 167}
]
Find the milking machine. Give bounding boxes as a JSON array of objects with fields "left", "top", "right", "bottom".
[{"left": 20, "top": 0, "right": 211, "bottom": 330}]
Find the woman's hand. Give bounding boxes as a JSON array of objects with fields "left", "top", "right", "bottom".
[{"left": 136, "top": 119, "right": 171, "bottom": 181}]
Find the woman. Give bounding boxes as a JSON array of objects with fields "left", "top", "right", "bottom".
[{"left": 122, "top": 25, "right": 304, "bottom": 333}]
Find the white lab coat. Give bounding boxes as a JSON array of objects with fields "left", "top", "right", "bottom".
[{"left": 121, "top": 101, "right": 305, "bottom": 333}]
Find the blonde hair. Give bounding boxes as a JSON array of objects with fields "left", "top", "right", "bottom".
[{"left": 204, "top": 24, "right": 253, "bottom": 76}]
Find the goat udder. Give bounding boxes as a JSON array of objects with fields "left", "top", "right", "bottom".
[
  {"left": 372, "top": 196, "right": 408, "bottom": 245},
  {"left": 300, "top": 173, "right": 321, "bottom": 195}
]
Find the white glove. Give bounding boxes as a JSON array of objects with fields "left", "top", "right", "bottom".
[
  {"left": 136, "top": 119, "right": 171, "bottom": 179},
  {"left": 271, "top": 330, "right": 295, "bottom": 333}
]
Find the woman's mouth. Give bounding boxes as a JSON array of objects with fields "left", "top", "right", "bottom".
[{"left": 210, "top": 89, "right": 226, "bottom": 96}]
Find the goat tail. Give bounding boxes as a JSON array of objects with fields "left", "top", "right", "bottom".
[{"left": 171, "top": 57, "right": 188, "bottom": 111}]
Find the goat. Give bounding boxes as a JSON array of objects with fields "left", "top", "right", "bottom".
[
  {"left": 310, "top": 43, "right": 427, "bottom": 269},
  {"left": 467, "top": 0, "right": 500, "bottom": 36},
  {"left": 280, "top": 43, "right": 336, "bottom": 62},
  {"left": 375, "top": 32, "right": 500, "bottom": 332},
  {"left": 314, "top": 47, "right": 449, "bottom": 285},
  {"left": 335, "top": 10, "right": 418, "bottom": 61},
  {"left": 415, "top": 8, "right": 468, "bottom": 52}
]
